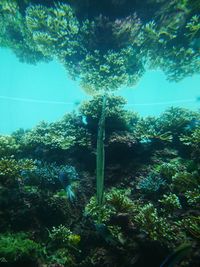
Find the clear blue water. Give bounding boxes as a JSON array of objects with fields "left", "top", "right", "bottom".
[{"left": 0, "top": 47, "right": 199, "bottom": 134}]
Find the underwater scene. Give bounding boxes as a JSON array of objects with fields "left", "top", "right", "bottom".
[{"left": 0, "top": 0, "right": 200, "bottom": 266}]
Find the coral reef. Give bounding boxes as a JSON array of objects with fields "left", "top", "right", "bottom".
[{"left": 0, "top": 98, "right": 200, "bottom": 266}]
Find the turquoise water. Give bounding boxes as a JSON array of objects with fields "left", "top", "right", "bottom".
[{"left": 0, "top": 48, "right": 199, "bottom": 134}]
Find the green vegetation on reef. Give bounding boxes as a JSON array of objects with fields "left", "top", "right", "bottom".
[{"left": 0, "top": 98, "right": 200, "bottom": 266}]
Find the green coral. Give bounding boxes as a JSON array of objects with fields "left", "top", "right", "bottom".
[
  {"left": 157, "top": 107, "right": 199, "bottom": 137},
  {"left": 133, "top": 116, "right": 173, "bottom": 143},
  {"left": 180, "top": 128, "right": 200, "bottom": 159},
  {"left": 85, "top": 188, "right": 134, "bottom": 223},
  {"left": 48, "top": 225, "right": 80, "bottom": 248},
  {"left": 23, "top": 113, "right": 91, "bottom": 151},
  {"left": 180, "top": 216, "right": 200, "bottom": 240},
  {"left": 158, "top": 162, "right": 179, "bottom": 181},
  {"left": 84, "top": 196, "right": 115, "bottom": 223},
  {"left": 0, "top": 156, "right": 36, "bottom": 187},
  {"left": 133, "top": 203, "right": 184, "bottom": 245},
  {"left": 0, "top": 135, "right": 20, "bottom": 157},
  {"left": 80, "top": 94, "right": 133, "bottom": 133},
  {"left": 106, "top": 188, "right": 134, "bottom": 213},
  {"left": 159, "top": 193, "right": 182, "bottom": 212},
  {"left": 172, "top": 171, "right": 199, "bottom": 193},
  {"left": 184, "top": 187, "right": 200, "bottom": 206}
]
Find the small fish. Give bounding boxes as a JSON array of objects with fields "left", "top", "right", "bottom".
[
  {"left": 139, "top": 138, "right": 152, "bottom": 144},
  {"left": 66, "top": 185, "right": 76, "bottom": 202},
  {"left": 58, "top": 171, "right": 76, "bottom": 202},
  {"left": 58, "top": 170, "right": 70, "bottom": 188},
  {"left": 74, "top": 100, "right": 81, "bottom": 107},
  {"left": 82, "top": 116, "right": 87, "bottom": 125},
  {"left": 196, "top": 96, "right": 200, "bottom": 102},
  {"left": 160, "top": 243, "right": 191, "bottom": 267}
]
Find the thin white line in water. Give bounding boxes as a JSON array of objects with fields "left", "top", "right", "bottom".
[
  {"left": 0, "top": 95, "right": 197, "bottom": 106},
  {"left": 0, "top": 95, "right": 73, "bottom": 105}
]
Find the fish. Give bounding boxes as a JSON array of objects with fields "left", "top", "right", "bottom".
[
  {"left": 139, "top": 138, "right": 152, "bottom": 144},
  {"left": 58, "top": 171, "right": 76, "bottom": 202},
  {"left": 82, "top": 116, "right": 87, "bottom": 125},
  {"left": 160, "top": 243, "right": 191, "bottom": 267},
  {"left": 58, "top": 170, "right": 70, "bottom": 188},
  {"left": 74, "top": 99, "right": 81, "bottom": 107},
  {"left": 66, "top": 185, "right": 76, "bottom": 202}
]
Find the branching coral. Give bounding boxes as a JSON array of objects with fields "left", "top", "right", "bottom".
[
  {"left": 172, "top": 171, "right": 199, "bottom": 193},
  {"left": 159, "top": 193, "right": 182, "bottom": 212},
  {"left": 133, "top": 203, "right": 184, "bottom": 245},
  {"left": 23, "top": 113, "right": 92, "bottom": 151},
  {"left": 85, "top": 188, "right": 134, "bottom": 223},
  {"left": 180, "top": 128, "right": 200, "bottom": 159},
  {"left": 180, "top": 216, "right": 200, "bottom": 240},
  {"left": 136, "top": 171, "right": 166, "bottom": 195},
  {"left": 184, "top": 187, "right": 200, "bottom": 206},
  {"left": 156, "top": 107, "right": 200, "bottom": 137},
  {"left": 0, "top": 156, "right": 36, "bottom": 187},
  {"left": 133, "top": 116, "right": 173, "bottom": 143},
  {"left": 80, "top": 94, "right": 134, "bottom": 132},
  {"left": 48, "top": 225, "right": 81, "bottom": 248},
  {"left": 0, "top": 135, "right": 20, "bottom": 157}
]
